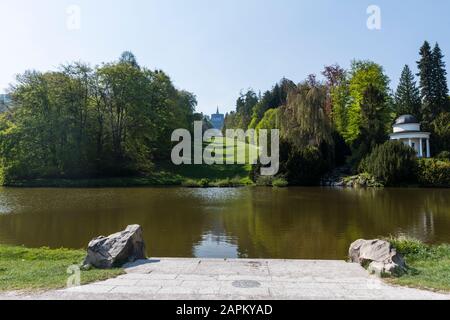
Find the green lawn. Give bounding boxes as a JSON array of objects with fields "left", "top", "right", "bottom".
[
  {"left": 0, "top": 245, "right": 124, "bottom": 292},
  {"left": 388, "top": 238, "right": 450, "bottom": 292}
]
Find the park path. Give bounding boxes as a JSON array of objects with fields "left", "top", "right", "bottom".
[{"left": 1, "top": 258, "right": 449, "bottom": 300}]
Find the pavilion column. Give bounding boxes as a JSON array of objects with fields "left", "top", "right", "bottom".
[
  {"left": 419, "top": 138, "right": 423, "bottom": 158},
  {"left": 408, "top": 138, "right": 412, "bottom": 148},
  {"left": 426, "top": 139, "right": 431, "bottom": 158}
]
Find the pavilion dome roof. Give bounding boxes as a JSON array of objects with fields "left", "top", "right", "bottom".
[{"left": 395, "top": 114, "right": 419, "bottom": 125}]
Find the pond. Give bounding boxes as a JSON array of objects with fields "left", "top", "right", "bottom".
[{"left": 0, "top": 187, "right": 449, "bottom": 260}]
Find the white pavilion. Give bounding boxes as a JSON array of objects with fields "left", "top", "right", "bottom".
[{"left": 389, "top": 115, "right": 431, "bottom": 158}]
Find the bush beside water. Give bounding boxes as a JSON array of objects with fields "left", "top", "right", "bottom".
[
  {"left": 359, "top": 141, "right": 418, "bottom": 186},
  {"left": 417, "top": 158, "right": 450, "bottom": 187}
]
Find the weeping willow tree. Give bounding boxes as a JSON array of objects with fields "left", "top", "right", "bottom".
[{"left": 280, "top": 77, "right": 333, "bottom": 149}]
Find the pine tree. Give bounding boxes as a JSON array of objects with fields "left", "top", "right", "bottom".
[
  {"left": 394, "top": 65, "right": 421, "bottom": 119},
  {"left": 417, "top": 41, "right": 434, "bottom": 125},
  {"left": 432, "top": 43, "right": 449, "bottom": 114}
]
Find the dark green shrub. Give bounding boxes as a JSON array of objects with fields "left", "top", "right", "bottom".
[
  {"left": 359, "top": 141, "right": 417, "bottom": 186},
  {"left": 284, "top": 145, "right": 329, "bottom": 186},
  {"left": 255, "top": 175, "right": 273, "bottom": 186},
  {"left": 417, "top": 158, "right": 450, "bottom": 187},
  {"left": 272, "top": 177, "right": 289, "bottom": 188},
  {"left": 436, "top": 151, "right": 450, "bottom": 160}
]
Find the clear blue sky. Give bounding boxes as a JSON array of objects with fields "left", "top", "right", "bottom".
[{"left": 0, "top": 0, "right": 449, "bottom": 115}]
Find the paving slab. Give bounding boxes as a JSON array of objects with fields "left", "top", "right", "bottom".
[{"left": 1, "top": 258, "right": 449, "bottom": 300}]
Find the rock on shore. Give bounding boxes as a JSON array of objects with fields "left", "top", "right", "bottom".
[
  {"left": 83, "top": 225, "right": 146, "bottom": 269},
  {"left": 349, "top": 239, "right": 406, "bottom": 276}
]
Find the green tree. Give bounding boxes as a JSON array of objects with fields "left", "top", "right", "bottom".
[
  {"left": 119, "top": 51, "right": 140, "bottom": 69},
  {"left": 353, "top": 84, "right": 390, "bottom": 159},
  {"left": 281, "top": 79, "right": 333, "bottom": 148},
  {"left": 0, "top": 52, "right": 197, "bottom": 182},
  {"left": 255, "top": 108, "right": 280, "bottom": 131},
  {"left": 394, "top": 65, "right": 421, "bottom": 119},
  {"left": 248, "top": 78, "right": 295, "bottom": 129},
  {"left": 322, "top": 64, "right": 347, "bottom": 119},
  {"left": 345, "top": 60, "right": 390, "bottom": 145},
  {"left": 417, "top": 41, "right": 437, "bottom": 126},
  {"left": 432, "top": 44, "right": 449, "bottom": 114},
  {"left": 235, "top": 89, "right": 259, "bottom": 129},
  {"left": 431, "top": 112, "right": 450, "bottom": 153}
]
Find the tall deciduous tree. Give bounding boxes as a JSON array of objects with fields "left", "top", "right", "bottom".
[
  {"left": 322, "top": 64, "right": 346, "bottom": 118},
  {"left": 281, "top": 79, "right": 332, "bottom": 148},
  {"left": 357, "top": 84, "right": 390, "bottom": 156},
  {"left": 345, "top": 60, "right": 390, "bottom": 145},
  {"left": 394, "top": 65, "right": 421, "bottom": 119},
  {"left": 0, "top": 52, "right": 197, "bottom": 182}
]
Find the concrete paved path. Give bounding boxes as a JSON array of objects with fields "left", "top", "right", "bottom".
[{"left": 2, "top": 258, "right": 449, "bottom": 300}]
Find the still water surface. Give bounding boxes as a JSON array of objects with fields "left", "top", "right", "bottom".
[{"left": 0, "top": 187, "right": 449, "bottom": 260}]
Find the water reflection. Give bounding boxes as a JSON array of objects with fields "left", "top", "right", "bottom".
[
  {"left": 0, "top": 187, "right": 448, "bottom": 259},
  {"left": 194, "top": 233, "right": 239, "bottom": 259}
]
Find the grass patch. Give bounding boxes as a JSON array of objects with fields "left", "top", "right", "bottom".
[
  {"left": 388, "top": 237, "right": 450, "bottom": 292},
  {"left": 0, "top": 245, "right": 124, "bottom": 292},
  {"left": 255, "top": 176, "right": 288, "bottom": 188}
]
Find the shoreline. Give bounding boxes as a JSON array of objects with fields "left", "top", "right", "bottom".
[
  {"left": 1, "top": 257, "right": 449, "bottom": 300},
  {"left": 2, "top": 178, "right": 448, "bottom": 189},
  {"left": 1, "top": 239, "right": 450, "bottom": 295}
]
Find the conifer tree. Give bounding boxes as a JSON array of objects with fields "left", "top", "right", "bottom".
[
  {"left": 394, "top": 65, "right": 421, "bottom": 119},
  {"left": 432, "top": 43, "right": 449, "bottom": 114},
  {"left": 417, "top": 41, "right": 434, "bottom": 125}
]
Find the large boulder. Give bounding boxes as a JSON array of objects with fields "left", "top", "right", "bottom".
[
  {"left": 349, "top": 239, "right": 406, "bottom": 276},
  {"left": 83, "top": 225, "right": 146, "bottom": 269}
]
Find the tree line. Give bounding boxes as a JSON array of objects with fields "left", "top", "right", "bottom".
[
  {"left": 225, "top": 41, "right": 449, "bottom": 185},
  {"left": 0, "top": 52, "right": 199, "bottom": 182}
]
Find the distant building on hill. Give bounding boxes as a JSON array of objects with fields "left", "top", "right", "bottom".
[{"left": 210, "top": 107, "right": 224, "bottom": 130}]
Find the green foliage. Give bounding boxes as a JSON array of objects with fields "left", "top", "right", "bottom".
[
  {"left": 356, "top": 85, "right": 390, "bottom": 152},
  {"left": 432, "top": 44, "right": 449, "bottom": 114},
  {"left": 272, "top": 177, "right": 288, "bottom": 188},
  {"left": 0, "top": 52, "right": 197, "bottom": 182},
  {"left": 394, "top": 65, "right": 421, "bottom": 119},
  {"left": 249, "top": 78, "right": 295, "bottom": 129},
  {"left": 342, "top": 173, "right": 384, "bottom": 188},
  {"left": 388, "top": 237, "right": 450, "bottom": 292},
  {"left": 255, "top": 108, "right": 280, "bottom": 131},
  {"left": 345, "top": 60, "right": 391, "bottom": 145},
  {"left": 431, "top": 112, "right": 450, "bottom": 154},
  {"left": 322, "top": 64, "right": 348, "bottom": 133},
  {"left": 330, "top": 79, "right": 351, "bottom": 135},
  {"left": 388, "top": 236, "right": 430, "bottom": 258},
  {"left": 255, "top": 175, "right": 288, "bottom": 187},
  {"left": 418, "top": 42, "right": 449, "bottom": 127},
  {"left": 0, "top": 245, "right": 123, "bottom": 291},
  {"left": 417, "top": 158, "right": 450, "bottom": 187},
  {"left": 234, "top": 90, "right": 259, "bottom": 130},
  {"left": 436, "top": 151, "right": 450, "bottom": 160},
  {"left": 282, "top": 144, "right": 329, "bottom": 186},
  {"left": 417, "top": 41, "right": 435, "bottom": 125},
  {"left": 359, "top": 141, "right": 417, "bottom": 186},
  {"left": 281, "top": 79, "right": 333, "bottom": 148},
  {"left": 255, "top": 175, "right": 274, "bottom": 186}
]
